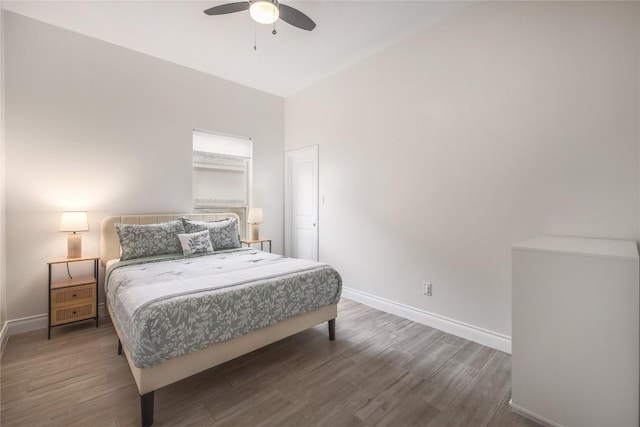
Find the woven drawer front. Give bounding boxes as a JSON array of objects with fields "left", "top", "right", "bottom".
[
  {"left": 53, "top": 284, "right": 94, "bottom": 305},
  {"left": 52, "top": 304, "right": 95, "bottom": 326}
]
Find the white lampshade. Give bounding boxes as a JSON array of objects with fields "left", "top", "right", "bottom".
[
  {"left": 60, "top": 211, "right": 88, "bottom": 259},
  {"left": 247, "top": 208, "right": 263, "bottom": 224},
  {"left": 249, "top": 0, "right": 279, "bottom": 24},
  {"left": 60, "top": 211, "right": 89, "bottom": 232}
]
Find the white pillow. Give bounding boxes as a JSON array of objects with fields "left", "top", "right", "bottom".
[{"left": 178, "top": 230, "right": 214, "bottom": 257}]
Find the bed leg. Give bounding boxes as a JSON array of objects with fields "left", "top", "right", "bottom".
[
  {"left": 328, "top": 319, "right": 336, "bottom": 341},
  {"left": 117, "top": 339, "right": 122, "bottom": 355},
  {"left": 141, "top": 391, "right": 154, "bottom": 427}
]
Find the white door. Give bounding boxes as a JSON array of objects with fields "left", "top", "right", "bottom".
[{"left": 285, "top": 146, "right": 318, "bottom": 261}]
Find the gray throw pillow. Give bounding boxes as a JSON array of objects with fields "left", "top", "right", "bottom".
[
  {"left": 182, "top": 217, "right": 241, "bottom": 250},
  {"left": 115, "top": 220, "right": 185, "bottom": 261}
]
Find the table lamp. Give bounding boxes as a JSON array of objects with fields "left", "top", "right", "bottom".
[
  {"left": 247, "top": 208, "right": 263, "bottom": 240},
  {"left": 60, "top": 211, "right": 89, "bottom": 258}
]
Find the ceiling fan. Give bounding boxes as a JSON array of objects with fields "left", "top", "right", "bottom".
[{"left": 204, "top": 0, "right": 316, "bottom": 32}]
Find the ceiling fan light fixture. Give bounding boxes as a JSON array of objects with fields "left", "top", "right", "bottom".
[{"left": 249, "top": 0, "right": 279, "bottom": 25}]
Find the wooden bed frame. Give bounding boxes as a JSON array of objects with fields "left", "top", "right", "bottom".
[{"left": 100, "top": 214, "right": 338, "bottom": 427}]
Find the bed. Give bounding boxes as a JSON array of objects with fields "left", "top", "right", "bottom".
[{"left": 100, "top": 213, "right": 341, "bottom": 427}]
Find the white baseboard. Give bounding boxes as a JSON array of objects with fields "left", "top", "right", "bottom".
[
  {"left": 508, "top": 399, "right": 563, "bottom": 427},
  {"left": 7, "top": 312, "right": 48, "bottom": 336},
  {"left": 2, "top": 303, "right": 106, "bottom": 345},
  {"left": 341, "top": 287, "right": 512, "bottom": 354}
]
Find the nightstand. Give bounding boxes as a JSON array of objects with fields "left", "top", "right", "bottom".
[
  {"left": 241, "top": 238, "right": 272, "bottom": 253},
  {"left": 47, "top": 255, "right": 99, "bottom": 339}
]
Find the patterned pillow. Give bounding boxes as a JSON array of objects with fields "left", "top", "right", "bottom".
[
  {"left": 182, "top": 217, "right": 241, "bottom": 250},
  {"left": 178, "top": 230, "right": 214, "bottom": 257},
  {"left": 115, "top": 220, "right": 185, "bottom": 261}
]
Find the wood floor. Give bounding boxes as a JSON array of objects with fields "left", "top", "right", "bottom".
[{"left": 1, "top": 299, "right": 540, "bottom": 427}]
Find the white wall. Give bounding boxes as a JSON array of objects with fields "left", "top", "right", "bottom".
[
  {"left": 285, "top": 1, "right": 640, "bottom": 338},
  {"left": 0, "top": 7, "right": 7, "bottom": 344},
  {"left": 4, "top": 12, "right": 284, "bottom": 321}
]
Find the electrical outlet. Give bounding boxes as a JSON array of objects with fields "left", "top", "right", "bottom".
[{"left": 423, "top": 282, "right": 432, "bottom": 296}]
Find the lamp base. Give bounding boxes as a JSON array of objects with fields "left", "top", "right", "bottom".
[
  {"left": 250, "top": 224, "right": 260, "bottom": 241},
  {"left": 67, "top": 233, "right": 82, "bottom": 259}
]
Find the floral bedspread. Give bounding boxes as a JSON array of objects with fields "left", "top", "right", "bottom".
[{"left": 105, "top": 248, "right": 342, "bottom": 368}]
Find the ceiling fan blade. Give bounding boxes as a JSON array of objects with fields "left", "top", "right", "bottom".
[
  {"left": 278, "top": 3, "right": 316, "bottom": 31},
  {"left": 204, "top": 2, "right": 249, "bottom": 16}
]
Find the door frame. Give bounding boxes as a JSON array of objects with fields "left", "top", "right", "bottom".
[{"left": 284, "top": 145, "right": 319, "bottom": 260}]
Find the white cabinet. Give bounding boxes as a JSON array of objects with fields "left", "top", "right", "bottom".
[{"left": 511, "top": 236, "right": 639, "bottom": 427}]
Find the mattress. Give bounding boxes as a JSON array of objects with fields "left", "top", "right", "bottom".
[{"left": 105, "top": 248, "right": 342, "bottom": 368}]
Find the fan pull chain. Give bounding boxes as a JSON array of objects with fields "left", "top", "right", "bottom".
[
  {"left": 254, "top": 22, "right": 257, "bottom": 51},
  {"left": 272, "top": 6, "right": 277, "bottom": 35}
]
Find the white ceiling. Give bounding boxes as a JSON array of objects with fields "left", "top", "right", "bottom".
[{"left": 3, "top": 1, "right": 469, "bottom": 97}]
